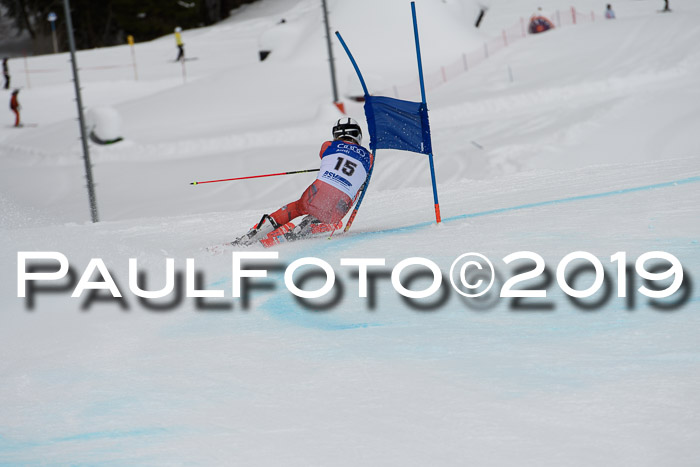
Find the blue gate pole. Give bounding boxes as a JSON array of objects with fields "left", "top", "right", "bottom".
[
  {"left": 335, "top": 31, "right": 375, "bottom": 233},
  {"left": 411, "top": 2, "right": 441, "bottom": 223},
  {"left": 335, "top": 31, "right": 368, "bottom": 95}
]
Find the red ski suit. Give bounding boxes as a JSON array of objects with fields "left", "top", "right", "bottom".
[
  {"left": 10, "top": 93, "right": 19, "bottom": 127},
  {"left": 269, "top": 140, "right": 373, "bottom": 226}
]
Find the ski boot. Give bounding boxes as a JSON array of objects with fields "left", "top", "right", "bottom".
[{"left": 230, "top": 214, "right": 279, "bottom": 247}]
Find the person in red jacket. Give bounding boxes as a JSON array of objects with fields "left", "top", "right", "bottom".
[
  {"left": 232, "top": 117, "right": 373, "bottom": 246},
  {"left": 9, "top": 89, "right": 20, "bottom": 127}
]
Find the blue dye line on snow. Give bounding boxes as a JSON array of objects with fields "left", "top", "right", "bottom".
[
  {"left": 52, "top": 427, "right": 168, "bottom": 443},
  {"left": 444, "top": 175, "right": 700, "bottom": 223},
  {"left": 0, "top": 434, "right": 42, "bottom": 452},
  {"left": 348, "top": 174, "right": 700, "bottom": 240},
  {"left": 0, "top": 428, "right": 169, "bottom": 460},
  {"left": 263, "top": 291, "right": 384, "bottom": 331},
  {"left": 209, "top": 277, "right": 229, "bottom": 288}
]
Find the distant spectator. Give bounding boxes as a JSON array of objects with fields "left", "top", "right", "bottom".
[
  {"left": 662, "top": 0, "right": 671, "bottom": 12},
  {"left": 2, "top": 58, "right": 9, "bottom": 90},
  {"left": 174, "top": 26, "right": 185, "bottom": 61},
  {"left": 10, "top": 89, "right": 20, "bottom": 127},
  {"left": 605, "top": 4, "right": 616, "bottom": 19}
]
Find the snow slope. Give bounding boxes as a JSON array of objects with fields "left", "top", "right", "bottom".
[{"left": 1, "top": 0, "right": 699, "bottom": 465}]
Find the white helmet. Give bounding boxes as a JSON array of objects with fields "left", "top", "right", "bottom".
[
  {"left": 175, "top": 26, "right": 182, "bottom": 33},
  {"left": 332, "top": 117, "right": 362, "bottom": 145}
]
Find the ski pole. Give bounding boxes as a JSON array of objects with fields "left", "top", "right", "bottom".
[
  {"left": 190, "top": 168, "right": 319, "bottom": 185},
  {"left": 343, "top": 165, "right": 374, "bottom": 233},
  {"left": 328, "top": 181, "right": 365, "bottom": 240}
]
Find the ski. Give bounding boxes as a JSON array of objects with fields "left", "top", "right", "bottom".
[
  {"left": 260, "top": 220, "right": 342, "bottom": 248},
  {"left": 206, "top": 220, "right": 342, "bottom": 253},
  {"left": 205, "top": 221, "right": 297, "bottom": 254}
]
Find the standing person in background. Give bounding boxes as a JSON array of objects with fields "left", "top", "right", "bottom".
[
  {"left": 10, "top": 89, "right": 20, "bottom": 127},
  {"left": 605, "top": 4, "right": 616, "bottom": 18},
  {"left": 662, "top": 0, "right": 671, "bottom": 11},
  {"left": 174, "top": 27, "right": 185, "bottom": 61},
  {"left": 2, "top": 58, "right": 9, "bottom": 90}
]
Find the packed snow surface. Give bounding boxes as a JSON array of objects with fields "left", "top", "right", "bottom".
[{"left": 1, "top": 0, "right": 699, "bottom": 465}]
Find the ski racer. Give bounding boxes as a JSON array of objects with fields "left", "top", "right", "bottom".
[{"left": 232, "top": 117, "right": 373, "bottom": 246}]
